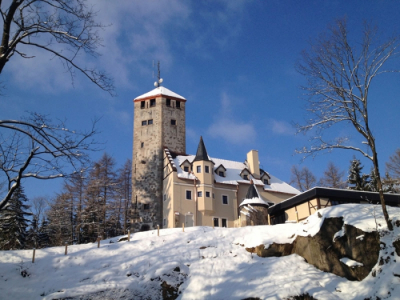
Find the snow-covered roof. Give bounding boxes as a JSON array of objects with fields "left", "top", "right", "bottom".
[
  {"left": 134, "top": 86, "right": 186, "bottom": 101},
  {"left": 173, "top": 154, "right": 300, "bottom": 195}
]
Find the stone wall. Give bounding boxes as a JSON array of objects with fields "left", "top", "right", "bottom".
[{"left": 132, "top": 95, "right": 186, "bottom": 230}]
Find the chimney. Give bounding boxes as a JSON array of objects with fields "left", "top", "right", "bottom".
[{"left": 247, "top": 150, "right": 260, "bottom": 179}]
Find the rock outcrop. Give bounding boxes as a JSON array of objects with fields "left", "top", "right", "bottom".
[{"left": 247, "top": 217, "right": 381, "bottom": 281}]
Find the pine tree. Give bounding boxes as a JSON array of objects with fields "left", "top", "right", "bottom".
[
  {"left": 348, "top": 158, "right": 370, "bottom": 190},
  {"left": 38, "top": 217, "right": 50, "bottom": 248},
  {"left": 0, "top": 186, "right": 31, "bottom": 250}
]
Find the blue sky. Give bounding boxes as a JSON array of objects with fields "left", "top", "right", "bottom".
[{"left": 1, "top": 0, "right": 400, "bottom": 199}]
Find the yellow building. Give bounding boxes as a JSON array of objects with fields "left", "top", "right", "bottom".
[
  {"left": 132, "top": 83, "right": 299, "bottom": 230},
  {"left": 162, "top": 136, "right": 300, "bottom": 228}
]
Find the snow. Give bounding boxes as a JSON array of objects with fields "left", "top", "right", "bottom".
[
  {"left": 1, "top": 204, "right": 400, "bottom": 299},
  {"left": 134, "top": 86, "right": 186, "bottom": 101},
  {"left": 173, "top": 154, "right": 300, "bottom": 195},
  {"left": 340, "top": 257, "right": 364, "bottom": 268}
]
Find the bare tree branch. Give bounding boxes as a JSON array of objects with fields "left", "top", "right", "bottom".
[
  {"left": 295, "top": 18, "right": 400, "bottom": 230},
  {"left": 0, "top": 112, "right": 99, "bottom": 210},
  {"left": 0, "top": 0, "right": 114, "bottom": 94}
]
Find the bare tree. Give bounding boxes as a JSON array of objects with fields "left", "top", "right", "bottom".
[
  {"left": 386, "top": 149, "right": 400, "bottom": 180},
  {"left": 0, "top": 113, "right": 98, "bottom": 211},
  {"left": 319, "top": 162, "right": 346, "bottom": 189},
  {"left": 296, "top": 19, "right": 399, "bottom": 230},
  {"left": 290, "top": 165, "right": 316, "bottom": 192},
  {"left": 0, "top": 0, "right": 113, "bottom": 93}
]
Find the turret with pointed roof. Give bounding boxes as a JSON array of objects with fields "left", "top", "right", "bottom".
[{"left": 193, "top": 136, "right": 211, "bottom": 162}]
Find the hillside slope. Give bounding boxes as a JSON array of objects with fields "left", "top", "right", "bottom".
[{"left": 0, "top": 204, "right": 399, "bottom": 300}]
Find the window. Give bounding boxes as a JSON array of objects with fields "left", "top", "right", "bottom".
[
  {"left": 141, "top": 142, "right": 144, "bottom": 148},
  {"left": 205, "top": 166, "right": 210, "bottom": 173},
  {"left": 171, "top": 119, "right": 176, "bottom": 125},
  {"left": 142, "top": 120, "right": 147, "bottom": 126},
  {"left": 163, "top": 194, "right": 167, "bottom": 201},
  {"left": 163, "top": 218, "right": 166, "bottom": 226},
  {"left": 176, "top": 101, "right": 180, "bottom": 108},
  {"left": 196, "top": 166, "right": 201, "bottom": 173},
  {"left": 206, "top": 191, "right": 210, "bottom": 198},
  {"left": 148, "top": 119, "right": 153, "bottom": 125},
  {"left": 150, "top": 99, "right": 156, "bottom": 107},
  {"left": 143, "top": 204, "right": 150, "bottom": 210},
  {"left": 186, "top": 190, "right": 192, "bottom": 200},
  {"left": 141, "top": 101, "right": 145, "bottom": 109},
  {"left": 264, "top": 179, "right": 269, "bottom": 185},
  {"left": 218, "top": 171, "right": 224, "bottom": 177},
  {"left": 197, "top": 191, "right": 202, "bottom": 197},
  {"left": 184, "top": 166, "right": 189, "bottom": 172},
  {"left": 213, "top": 193, "right": 215, "bottom": 199},
  {"left": 243, "top": 174, "right": 248, "bottom": 180},
  {"left": 221, "top": 218, "right": 227, "bottom": 228},
  {"left": 213, "top": 218, "right": 219, "bottom": 227},
  {"left": 222, "top": 195, "right": 228, "bottom": 205},
  {"left": 166, "top": 99, "right": 171, "bottom": 106}
]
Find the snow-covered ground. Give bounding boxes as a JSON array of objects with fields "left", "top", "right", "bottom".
[{"left": 0, "top": 204, "right": 399, "bottom": 300}]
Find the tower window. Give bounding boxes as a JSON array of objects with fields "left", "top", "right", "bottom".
[
  {"left": 196, "top": 166, "right": 201, "bottom": 173},
  {"left": 197, "top": 191, "right": 202, "bottom": 197},
  {"left": 142, "top": 120, "right": 147, "bottom": 126},
  {"left": 148, "top": 119, "right": 153, "bottom": 125},
  {"left": 176, "top": 101, "right": 181, "bottom": 108},
  {"left": 141, "top": 101, "right": 145, "bottom": 109},
  {"left": 150, "top": 99, "right": 156, "bottom": 107},
  {"left": 222, "top": 195, "right": 228, "bottom": 205},
  {"left": 166, "top": 99, "right": 171, "bottom": 106},
  {"left": 141, "top": 142, "right": 144, "bottom": 148},
  {"left": 171, "top": 119, "right": 176, "bottom": 125},
  {"left": 205, "top": 166, "right": 210, "bottom": 173},
  {"left": 206, "top": 191, "right": 210, "bottom": 198},
  {"left": 186, "top": 190, "right": 192, "bottom": 200}
]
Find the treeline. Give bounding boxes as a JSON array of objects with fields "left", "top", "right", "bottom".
[
  {"left": 0, "top": 153, "right": 132, "bottom": 250},
  {"left": 290, "top": 150, "right": 400, "bottom": 193}
]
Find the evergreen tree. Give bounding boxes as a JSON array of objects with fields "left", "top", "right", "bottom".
[
  {"left": 38, "top": 217, "right": 50, "bottom": 248},
  {"left": 348, "top": 158, "right": 370, "bottom": 190},
  {"left": 0, "top": 186, "right": 31, "bottom": 250}
]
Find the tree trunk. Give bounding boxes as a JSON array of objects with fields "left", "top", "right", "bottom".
[{"left": 372, "top": 148, "right": 393, "bottom": 231}]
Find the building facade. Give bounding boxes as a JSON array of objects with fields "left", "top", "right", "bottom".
[{"left": 132, "top": 85, "right": 300, "bottom": 230}]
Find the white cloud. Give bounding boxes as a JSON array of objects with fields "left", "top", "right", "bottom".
[
  {"left": 207, "top": 91, "right": 256, "bottom": 144},
  {"left": 271, "top": 119, "right": 294, "bottom": 136},
  {"left": 208, "top": 119, "right": 256, "bottom": 145}
]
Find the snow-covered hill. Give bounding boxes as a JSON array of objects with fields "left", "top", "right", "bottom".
[{"left": 1, "top": 204, "right": 399, "bottom": 300}]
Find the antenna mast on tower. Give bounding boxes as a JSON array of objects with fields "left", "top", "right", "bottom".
[{"left": 154, "top": 61, "right": 163, "bottom": 87}]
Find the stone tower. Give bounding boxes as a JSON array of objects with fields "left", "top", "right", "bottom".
[{"left": 132, "top": 85, "right": 186, "bottom": 230}]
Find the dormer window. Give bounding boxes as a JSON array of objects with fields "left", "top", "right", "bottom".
[
  {"left": 166, "top": 99, "right": 171, "bottom": 107},
  {"left": 240, "top": 168, "right": 251, "bottom": 180},
  {"left": 261, "top": 171, "right": 271, "bottom": 185},
  {"left": 184, "top": 166, "right": 189, "bottom": 172},
  {"left": 150, "top": 99, "right": 156, "bottom": 107},
  {"left": 215, "top": 164, "right": 226, "bottom": 178}
]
